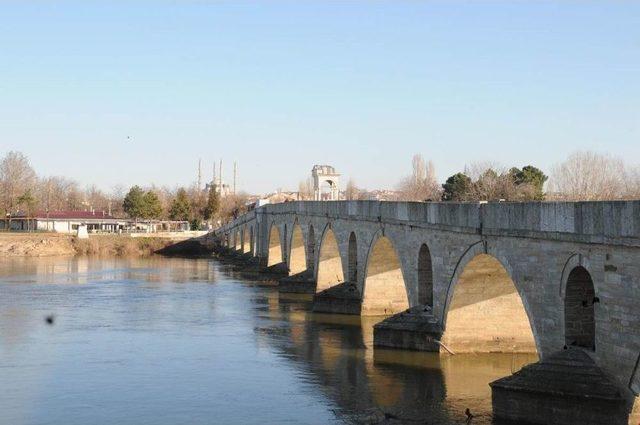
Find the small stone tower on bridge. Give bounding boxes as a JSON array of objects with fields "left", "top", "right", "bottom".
[{"left": 312, "top": 165, "right": 340, "bottom": 201}]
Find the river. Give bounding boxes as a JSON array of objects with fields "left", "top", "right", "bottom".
[{"left": 0, "top": 256, "right": 538, "bottom": 425}]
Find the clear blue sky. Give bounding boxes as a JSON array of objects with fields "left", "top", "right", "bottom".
[{"left": 1, "top": 1, "right": 639, "bottom": 194}]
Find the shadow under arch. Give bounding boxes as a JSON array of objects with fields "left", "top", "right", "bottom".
[
  {"left": 241, "top": 225, "right": 250, "bottom": 253},
  {"left": 249, "top": 225, "right": 255, "bottom": 255},
  {"left": 348, "top": 232, "right": 357, "bottom": 283},
  {"left": 442, "top": 244, "right": 538, "bottom": 354},
  {"left": 564, "top": 265, "right": 596, "bottom": 351},
  {"left": 417, "top": 243, "right": 434, "bottom": 307},
  {"left": 362, "top": 231, "right": 409, "bottom": 316},
  {"left": 288, "top": 220, "right": 307, "bottom": 275},
  {"left": 267, "top": 223, "right": 283, "bottom": 267},
  {"left": 315, "top": 223, "right": 344, "bottom": 293}
]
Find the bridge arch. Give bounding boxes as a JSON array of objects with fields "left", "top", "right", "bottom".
[
  {"left": 362, "top": 231, "right": 409, "bottom": 316},
  {"left": 564, "top": 265, "right": 596, "bottom": 351},
  {"left": 315, "top": 224, "right": 344, "bottom": 293},
  {"left": 241, "top": 226, "right": 247, "bottom": 253},
  {"left": 267, "top": 223, "right": 283, "bottom": 267},
  {"left": 348, "top": 232, "right": 358, "bottom": 283},
  {"left": 417, "top": 243, "right": 434, "bottom": 307},
  {"left": 442, "top": 243, "right": 538, "bottom": 353},
  {"left": 249, "top": 225, "right": 255, "bottom": 255},
  {"left": 288, "top": 220, "right": 307, "bottom": 275}
]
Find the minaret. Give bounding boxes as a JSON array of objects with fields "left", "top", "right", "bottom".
[
  {"left": 212, "top": 162, "right": 217, "bottom": 193},
  {"left": 219, "top": 159, "right": 223, "bottom": 194},
  {"left": 233, "top": 161, "right": 237, "bottom": 194},
  {"left": 197, "top": 158, "right": 202, "bottom": 190}
]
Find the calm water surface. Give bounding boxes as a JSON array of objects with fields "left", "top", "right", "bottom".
[{"left": 0, "top": 256, "right": 536, "bottom": 425}]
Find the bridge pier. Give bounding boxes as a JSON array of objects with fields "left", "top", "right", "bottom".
[
  {"left": 279, "top": 270, "right": 316, "bottom": 294},
  {"left": 260, "top": 261, "right": 289, "bottom": 276},
  {"left": 373, "top": 306, "right": 443, "bottom": 352},
  {"left": 312, "top": 282, "right": 362, "bottom": 315},
  {"left": 490, "top": 349, "right": 629, "bottom": 425}
]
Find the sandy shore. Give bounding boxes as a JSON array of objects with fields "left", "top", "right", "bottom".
[
  {"left": 0, "top": 233, "right": 204, "bottom": 257},
  {"left": 0, "top": 233, "right": 76, "bottom": 257}
]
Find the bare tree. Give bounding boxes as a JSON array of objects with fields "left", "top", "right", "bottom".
[
  {"left": 624, "top": 165, "right": 640, "bottom": 199},
  {"left": 548, "top": 151, "right": 626, "bottom": 201},
  {"left": 219, "top": 192, "right": 249, "bottom": 223},
  {"left": 412, "top": 154, "right": 427, "bottom": 183},
  {"left": 0, "top": 151, "right": 37, "bottom": 221},
  {"left": 345, "top": 178, "right": 362, "bottom": 200},
  {"left": 397, "top": 154, "right": 440, "bottom": 201},
  {"left": 85, "top": 185, "right": 110, "bottom": 212},
  {"left": 37, "top": 176, "right": 75, "bottom": 212},
  {"left": 109, "top": 184, "right": 126, "bottom": 217},
  {"left": 298, "top": 177, "right": 314, "bottom": 200}
]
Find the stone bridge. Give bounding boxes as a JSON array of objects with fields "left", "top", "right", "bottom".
[{"left": 213, "top": 200, "right": 640, "bottom": 424}]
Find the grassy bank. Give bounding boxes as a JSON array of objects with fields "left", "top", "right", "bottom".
[
  {"left": 0, "top": 233, "right": 198, "bottom": 257},
  {"left": 72, "top": 235, "right": 177, "bottom": 257}
]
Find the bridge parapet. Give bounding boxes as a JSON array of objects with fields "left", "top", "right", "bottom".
[
  {"left": 215, "top": 200, "right": 640, "bottom": 246},
  {"left": 482, "top": 201, "right": 640, "bottom": 246}
]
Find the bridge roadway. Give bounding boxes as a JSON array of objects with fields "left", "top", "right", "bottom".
[{"left": 211, "top": 200, "right": 640, "bottom": 424}]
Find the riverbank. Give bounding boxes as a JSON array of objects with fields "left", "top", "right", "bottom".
[{"left": 0, "top": 233, "right": 208, "bottom": 257}]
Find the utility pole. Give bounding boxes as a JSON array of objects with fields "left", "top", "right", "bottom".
[{"left": 233, "top": 161, "right": 237, "bottom": 195}]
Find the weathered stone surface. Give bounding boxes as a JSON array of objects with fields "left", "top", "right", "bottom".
[
  {"left": 312, "top": 281, "right": 361, "bottom": 315},
  {"left": 490, "top": 349, "right": 628, "bottom": 425},
  {"left": 373, "top": 306, "right": 442, "bottom": 351}
]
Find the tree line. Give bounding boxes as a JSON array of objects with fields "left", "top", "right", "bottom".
[
  {"left": 390, "top": 151, "right": 640, "bottom": 202},
  {"left": 3, "top": 149, "right": 640, "bottom": 229},
  {"left": 0, "top": 151, "right": 249, "bottom": 229}
]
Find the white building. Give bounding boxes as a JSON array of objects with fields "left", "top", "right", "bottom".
[{"left": 1, "top": 211, "right": 189, "bottom": 234}]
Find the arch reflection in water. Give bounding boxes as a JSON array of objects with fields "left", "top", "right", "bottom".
[{"left": 256, "top": 279, "right": 538, "bottom": 425}]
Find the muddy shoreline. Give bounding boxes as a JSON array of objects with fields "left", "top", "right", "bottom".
[{"left": 0, "top": 233, "right": 210, "bottom": 258}]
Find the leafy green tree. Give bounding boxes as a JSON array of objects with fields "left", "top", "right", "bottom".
[
  {"left": 142, "top": 191, "right": 163, "bottom": 219},
  {"left": 123, "top": 186, "right": 146, "bottom": 219},
  {"left": 169, "top": 188, "right": 191, "bottom": 221},
  {"left": 442, "top": 173, "right": 472, "bottom": 201},
  {"left": 511, "top": 165, "right": 548, "bottom": 200},
  {"left": 203, "top": 186, "right": 220, "bottom": 222}
]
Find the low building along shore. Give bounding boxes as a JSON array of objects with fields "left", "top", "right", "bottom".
[{"left": 1, "top": 211, "right": 190, "bottom": 234}]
